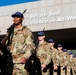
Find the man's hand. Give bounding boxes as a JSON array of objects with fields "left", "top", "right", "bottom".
[
  {"left": 41, "top": 64, "right": 46, "bottom": 69},
  {"left": 54, "top": 65, "right": 58, "bottom": 70},
  {"left": 20, "top": 57, "right": 26, "bottom": 64}
]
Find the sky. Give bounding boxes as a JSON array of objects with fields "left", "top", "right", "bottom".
[{"left": 0, "top": 0, "right": 38, "bottom": 6}]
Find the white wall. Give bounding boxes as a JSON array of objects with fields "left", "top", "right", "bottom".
[{"left": 0, "top": 0, "right": 76, "bottom": 35}]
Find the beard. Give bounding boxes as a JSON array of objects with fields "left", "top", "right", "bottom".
[
  {"left": 14, "top": 19, "right": 22, "bottom": 26},
  {"left": 14, "top": 22, "right": 21, "bottom": 26}
]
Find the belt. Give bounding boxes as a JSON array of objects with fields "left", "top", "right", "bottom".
[{"left": 13, "top": 63, "right": 25, "bottom": 64}]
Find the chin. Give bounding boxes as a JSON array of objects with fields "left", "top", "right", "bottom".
[{"left": 14, "top": 23, "right": 19, "bottom": 25}]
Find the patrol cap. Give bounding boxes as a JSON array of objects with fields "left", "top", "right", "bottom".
[
  {"left": 57, "top": 44, "right": 62, "bottom": 47},
  {"left": 12, "top": 12, "right": 24, "bottom": 18},
  {"left": 69, "top": 51, "right": 73, "bottom": 55},
  {"left": 63, "top": 48, "right": 67, "bottom": 52},
  {"left": 37, "top": 31, "right": 45, "bottom": 36},
  {"left": 48, "top": 39, "right": 54, "bottom": 43}
]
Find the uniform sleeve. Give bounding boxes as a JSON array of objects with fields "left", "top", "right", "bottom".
[
  {"left": 73, "top": 59, "right": 76, "bottom": 70},
  {"left": 22, "top": 27, "right": 35, "bottom": 59},
  {"left": 23, "top": 44, "right": 35, "bottom": 59},
  {"left": 25, "top": 28, "right": 34, "bottom": 45},
  {"left": 75, "top": 61, "right": 76, "bottom": 70},
  {"left": 64, "top": 53, "right": 70, "bottom": 66},
  {"left": 69, "top": 58, "right": 74, "bottom": 68},
  {"left": 44, "top": 45, "right": 51, "bottom": 65},
  {"left": 53, "top": 50, "right": 59, "bottom": 66}
]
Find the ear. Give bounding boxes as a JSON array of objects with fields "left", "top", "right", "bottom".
[
  {"left": 53, "top": 43, "right": 55, "bottom": 45},
  {"left": 21, "top": 18, "right": 24, "bottom": 21},
  {"left": 43, "top": 36, "right": 45, "bottom": 39}
]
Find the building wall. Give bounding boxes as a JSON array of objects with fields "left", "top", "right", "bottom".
[{"left": 0, "top": 0, "right": 76, "bottom": 35}]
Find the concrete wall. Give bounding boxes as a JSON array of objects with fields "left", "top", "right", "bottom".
[{"left": 0, "top": 0, "right": 76, "bottom": 34}]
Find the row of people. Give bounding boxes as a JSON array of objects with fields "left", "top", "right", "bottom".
[
  {"left": 36, "top": 31, "right": 76, "bottom": 75},
  {"left": 0, "top": 11, "right": 76, "bottom": 75}
]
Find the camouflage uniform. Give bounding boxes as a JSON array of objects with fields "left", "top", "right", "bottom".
[
  {"left": 63, "top": 52, "right": 70, "bottom": 75},
  {"left": 72, "top": 57, "right": 76, "bottom": 75},
  {"left": 51, "top": 47, "right": 59, "bottom": 75},
  {"left": 37, "top": 41, "right": 51, "bottom": 75},
  {"left": 57, "top": 51, "right": 66, "bottom": 75},
  {"left": 8, "top": 25, "right": 34, "bottom": 75},
  {"left": 67, "top": 52, "right": 74, "bottom": 75}
]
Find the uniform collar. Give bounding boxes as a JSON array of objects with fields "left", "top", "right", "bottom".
[{"left": 14, "top": 25, "right": 24, "bottom": 31}]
